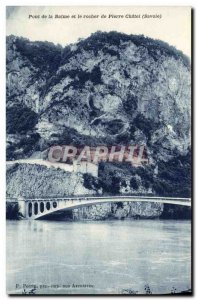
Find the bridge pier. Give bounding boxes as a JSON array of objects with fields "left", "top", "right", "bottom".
[{"left": 17, "top": 197, "right": 26, "bottom": 218}]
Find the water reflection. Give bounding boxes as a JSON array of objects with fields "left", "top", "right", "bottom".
[{"left": 6, "top": 220, "right": 191, "bottom": 295}]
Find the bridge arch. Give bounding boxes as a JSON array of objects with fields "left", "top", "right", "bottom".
[
  {"left": 53, "top": 201, "right": 57, "bottom": 208},
  {"left": 24, "top": 196, "right": 191, "bottom": 220},
  {"left": 34, "top": 202, "right": 38, "bottom": 215},
  {"left": 28, "top": 202, "right": 32, "bottom": 218},
  {"left": 46, "top": 202, "right": 51, "bottom": 210},
  {"left": 40, "top": 202, "right": 44, "bottom": 213}
]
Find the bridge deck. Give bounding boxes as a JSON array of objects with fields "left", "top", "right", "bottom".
[
  {"left": 8, "top": 195, "right": 191, "bottom": 202},
  {"left": 6, "top": 196, "right": 191, "bottom": 220}
]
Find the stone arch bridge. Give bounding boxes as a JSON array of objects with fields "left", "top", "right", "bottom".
[{"left": 7, "top": 195, "right": 191, "bottom": 220}]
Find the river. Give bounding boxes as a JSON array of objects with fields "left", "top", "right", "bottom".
[{"left": 6, "top": 219, "right": 191, "bottom": 295}]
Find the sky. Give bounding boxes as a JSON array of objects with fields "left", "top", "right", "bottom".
[{"left": 6, "top": 6, "right": 191, "bottom": 58}]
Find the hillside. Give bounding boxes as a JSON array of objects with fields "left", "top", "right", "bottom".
[{"left": 6, "top": 31, "right": 191, "bottom": 202}]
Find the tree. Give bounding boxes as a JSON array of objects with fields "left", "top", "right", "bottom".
[{"left": 130, "top": 177, "right": 138, "bottom": 190}]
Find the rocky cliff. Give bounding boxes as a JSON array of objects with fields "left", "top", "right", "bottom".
[
  {"left": 6, "top": 31, "right": 191, "bottom": 219},
  {"left": 6, "top": 163, "right": 95, "bottom": 198}
]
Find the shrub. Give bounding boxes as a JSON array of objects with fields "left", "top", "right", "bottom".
[
  {"left": 76, "top": 31, "right": 189, "bottom": 67},
  {"left": 6, "top": 202, "right": 23, "bottom": 220},
  {"left": 123, "top": 95, "right": 138, "bottom": 116},
  {"left": 17, "top": 133, "right": 40, "bottom": 155},
  {"left": 153, "top": 151, "right": 191, "bottom": 197},
  {"left": 83, "top": 173, "right": 101, "bottom": 190},
  {"left": 133, "top": 113, "right": 159, "bottom": 141},
  {"left": 15, "top": 38, "right": 62, "bottom": 74},
  {"left": 130, "top": 177, "right": 138, "bottom": 190},
  {"left": 7, "top": 104, "right": 38, "bottom": 134}
]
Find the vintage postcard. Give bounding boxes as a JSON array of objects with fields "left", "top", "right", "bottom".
[{"left": 6, "top": 6, "right": 192, "bottom": 295}]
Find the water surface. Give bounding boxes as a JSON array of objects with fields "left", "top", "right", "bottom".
[{"left": 6, "top": 219, "right": 191, "bottom": 294}]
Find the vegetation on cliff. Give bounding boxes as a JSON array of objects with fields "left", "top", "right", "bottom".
[{"left": 6, "top": 31, "right": 191, "bottom": 207}]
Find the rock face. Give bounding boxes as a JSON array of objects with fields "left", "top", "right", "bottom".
[
  {"left": 6, "top": 163, "right": 163, "bottom": 220},
  {"left": 6, "top": 164, "right": 95, "bottom": 198},
  {"left": 73, "top": 202, "right": 163, "bottom": 220},
  {"left": 6, "top": 31, "right": 191, "bottom": 219}
]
